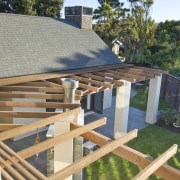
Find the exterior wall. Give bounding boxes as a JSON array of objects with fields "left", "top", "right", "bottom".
[
  {"left": 161, "top": 74, "right": 180, "bottom": 111},
  {"left": 13, "top": 92, "right": 46, "bottom": 140},
  {"left": 0, "top": 97, "right": 13, "bottom": 124}
]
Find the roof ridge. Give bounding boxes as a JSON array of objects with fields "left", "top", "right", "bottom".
[{"left": 0, "top": 12, "right": 62, "bottom": 20}]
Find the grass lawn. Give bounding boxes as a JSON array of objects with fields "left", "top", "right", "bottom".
[
  {"left": 84, "top": 125, "right": 180, "bottom": 180},
  {"left": 84, "top": 88, "right": 178, "bottom": 180},
  {"left": 130, "top": 87, "right": 172, "bottom": 111}
]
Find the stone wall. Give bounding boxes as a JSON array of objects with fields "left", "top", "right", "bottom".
[{"left": 161, "top": 74, "right": 180, "bottom": 111}]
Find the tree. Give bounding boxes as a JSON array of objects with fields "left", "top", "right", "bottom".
[
  {"left": 35, "top": 0, "right": 63, "bottom": 18},
  {"left": 0, "top": 0, "right": 64, "bottom": 18},
  {"left": 123, "top": 0, "right": 155, "bottom": 62},
  {"left": 93, "top": 0, "right": 129, "bottom": 46},
  {"left": 150, "top": 20, "right": 180, "bottom": 75},
  {"left": 0, "top": 0, "right": 13, "bottom": 13}
]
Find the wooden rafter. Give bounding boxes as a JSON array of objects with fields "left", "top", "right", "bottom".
[
  {"left": 0, "top": 64, "right": 175, "bottom": 179},
  {"left": 48, "top": 129, "right": 138, "bottom": 180},
  {"left": 0, "top": 141, "right": 47, "bottom": 180},
  {"left": 0, "top": 101, "right": 80, "bottom": 109},
  {"left": 110, "top": 69, "right": 146, "bottom": 81},
  {"left": 16, "top": 118, "right": 107, "bottom": 159},
  {"left": 0, "top": 86, "right": 63, "bottom": 93},
  {"left": 0, "top": 64, "right": 130, "bottom": 86},
  {"left": 71, "top": 75, "right": 113, "bottom": 89},
  {"left": 106, "top": 69, "right": 138, "bottom": 82},
  {"left": 0, "top": 92, "right": 64, "bottom": 100},
  {"left": 81, "top": 73, "right": 124, "bottom": 86},
  {"left": 0, "top": 108, "right": 80, "bottom": 141},
  {"left": 0, "top": 123, "right": 24, "bottom": 131},
  {"left": 0, "top": 111, "right": 61, "bottom": 118},
  {"left": 71, "top": 123, "right": 180, "bottom": 180},
  {"left": 116, "top": 68, "right": 155, "bottom": 79},
  {"left": 79, "top": 82, "right": 99, "bottom": 92},
  {"left": 133, "top": 144, "right": 178, "bottom": 180}
]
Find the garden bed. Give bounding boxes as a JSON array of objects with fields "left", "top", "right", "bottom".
[{"left": 155, "top": 120, "right": 180, "bottom": 134}]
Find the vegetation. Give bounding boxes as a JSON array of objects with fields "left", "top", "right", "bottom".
[
  {"left": 0, "top": 0, "right": 63, "bottom": 17},
  {"left": 1, "top": 0, "right": 180, "bottom": 75},
  {"left": 85, "top": 125, "right": 180, "bottom": 180},
  {"left": 85, "top": 87, "right": 177, "bottom": 179},
  {"left": 130, "top": 87, "right": 172, "bottom": 111},
  {"left": 93, "top": 0, "right": 180, "bottom": 76}
]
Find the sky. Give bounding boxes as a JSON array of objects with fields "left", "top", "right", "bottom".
[{"left": 61, "top": 0, "right": 180, "bottom": 23}]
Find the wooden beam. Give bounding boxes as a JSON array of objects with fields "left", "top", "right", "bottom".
[
  {"left": 0, "top": 111, "right": 60, "bottom": 118},
  {"left": 17, "top": 118, "right": 106, "bottom": 159},
  {"left": 0, "top": 108, "right": 80, "bottom": 141},
  {"left": 0, "top": 92, "right": 64, "bottom": 100},
  {"left": 95, "top": 71, "right": 136, "bottom": 83},
  {"left": 75, "top": 90, "right": 83, "bottom": 96},
  {"left": 81, "top": 73, "right": 124, "bottom": 86},
  {"left": 0, "top": 157, "right": 26, "bottom": 180},
  {"left": 0, "top": 141, "right": 47, "bottom": 179},
  {"left": 48, "top": 129, "right": 138, "bottom": 180},
  {"left": 129, "top": 66, "right": 165, "bottom": 76},
  {"left": 41, "top": 80, "right": 62, "bottom": 88},
  {"left": 118, "top": 68, "right": 155, "bottom": 79},
  {"left": 75, "top": 94, "right": 82, "bottom": 101},
  {"left": 111, "top": 69, "right": 146, "bottom": 81},
  {"left": 0, "top": 124, "right": 24, "bottom": 131},
  {"left": 0, "top": 63, "right": 130, "bottom": 86},
  {"left": 79, "top": 83, "right": 99, "bottom": 92},
  {"left": 133, "top": 144, "right": 178, "bottom": 180},
  {"left": 71, "top": 75, "right": 113, "bottom": 89},
  {"left": 0, "top": 86, "right": 63, "bottom": 93},
  {"left": 0, "top": 168, "right": 14, "bottom": 180},
  {"left": 107, "top": 70, "right": 136, "bottom": 82},
  {"left": 12, "top": 81, "right": 52, "bottom": 87},
  {"left": 71, "top": 123, "right": 180, "bottom": 180},
  {"left": 0, "top": 148, "right": 37, "bottom": 180},
  {"left": 0, "top": 101, "right": 80, "bottom": 109}
]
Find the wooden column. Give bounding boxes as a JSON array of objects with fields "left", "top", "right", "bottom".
[
  {"left": 114, "top": 80, "right": 131, "bottom": 139},
  {"left": 146, "top": 75, "right": 162, "bottom": 124}
]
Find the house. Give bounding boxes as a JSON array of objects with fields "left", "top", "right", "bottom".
[{"left": 0, "top": 6, "right": 179, "bottom": 180}]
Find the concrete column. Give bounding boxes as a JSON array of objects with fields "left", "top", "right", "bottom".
[
  {"left": 146, "top": 75, "right": 162, "bottom": 124},
  {"left": 87, "top": 78, "right": 91, "bottom": 110},
  {"left": 53, "top": 78, "right": 79, "bottom": 180},
  {"left": 114, "top": 80, "right": 131, "bottom": 139}
]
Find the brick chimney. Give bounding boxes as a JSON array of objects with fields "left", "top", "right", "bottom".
[{"left": 65, "top": 6, "right": 93, "bottom": 29}]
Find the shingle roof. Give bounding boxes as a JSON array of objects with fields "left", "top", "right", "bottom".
[{"left": 0, "top": 13, "right": 121, "bottom": 78}]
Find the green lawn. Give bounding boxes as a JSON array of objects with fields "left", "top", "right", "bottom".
[
  {"left": 84, "top": 125, "right": 180, "bottom": 180},
  {"left": 130, "top": 87, "right": 172, "bottom": 111},
  {"left": 84, "top": 87, "right": 178, "bottom": 179}
]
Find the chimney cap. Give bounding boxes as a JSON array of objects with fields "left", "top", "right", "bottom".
[{"left": 65, "top": 6, "right": 93, "bottom": 16}]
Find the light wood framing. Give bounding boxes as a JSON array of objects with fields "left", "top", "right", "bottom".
[{"left": 0, "top": 64, "right": 177, "bottom": 179}]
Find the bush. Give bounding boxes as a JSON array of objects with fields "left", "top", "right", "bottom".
[{"left": 158, "top": 109, "right": 178, "bottom": 125}]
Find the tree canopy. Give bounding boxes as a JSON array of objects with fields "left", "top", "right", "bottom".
[{"left": 0, "top": 0, "right": 64, "bottom": 18}]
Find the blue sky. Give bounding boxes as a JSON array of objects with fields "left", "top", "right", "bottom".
[{"left": 61, "top": 0, "right": 180, "bottom": 23}]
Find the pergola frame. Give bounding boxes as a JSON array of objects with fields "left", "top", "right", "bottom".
[{"left": 1, "top": 64, "right": 180, "bottom": 179}]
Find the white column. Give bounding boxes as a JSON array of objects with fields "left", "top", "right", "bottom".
[
  {"left": 146, "top": 75, "right": 162, "bottom": 124},
  {"left": 87, "top": 94, "right": 91, "bottom": 110},
  {"left": 114, "top": 80, "right": 131, "bottom": 139},
  {"left": 54, "top": 116, "right": 73, "bottom": 180},
  {"left": 54, "top": 78, "right": 79, "bottom": 180}
]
